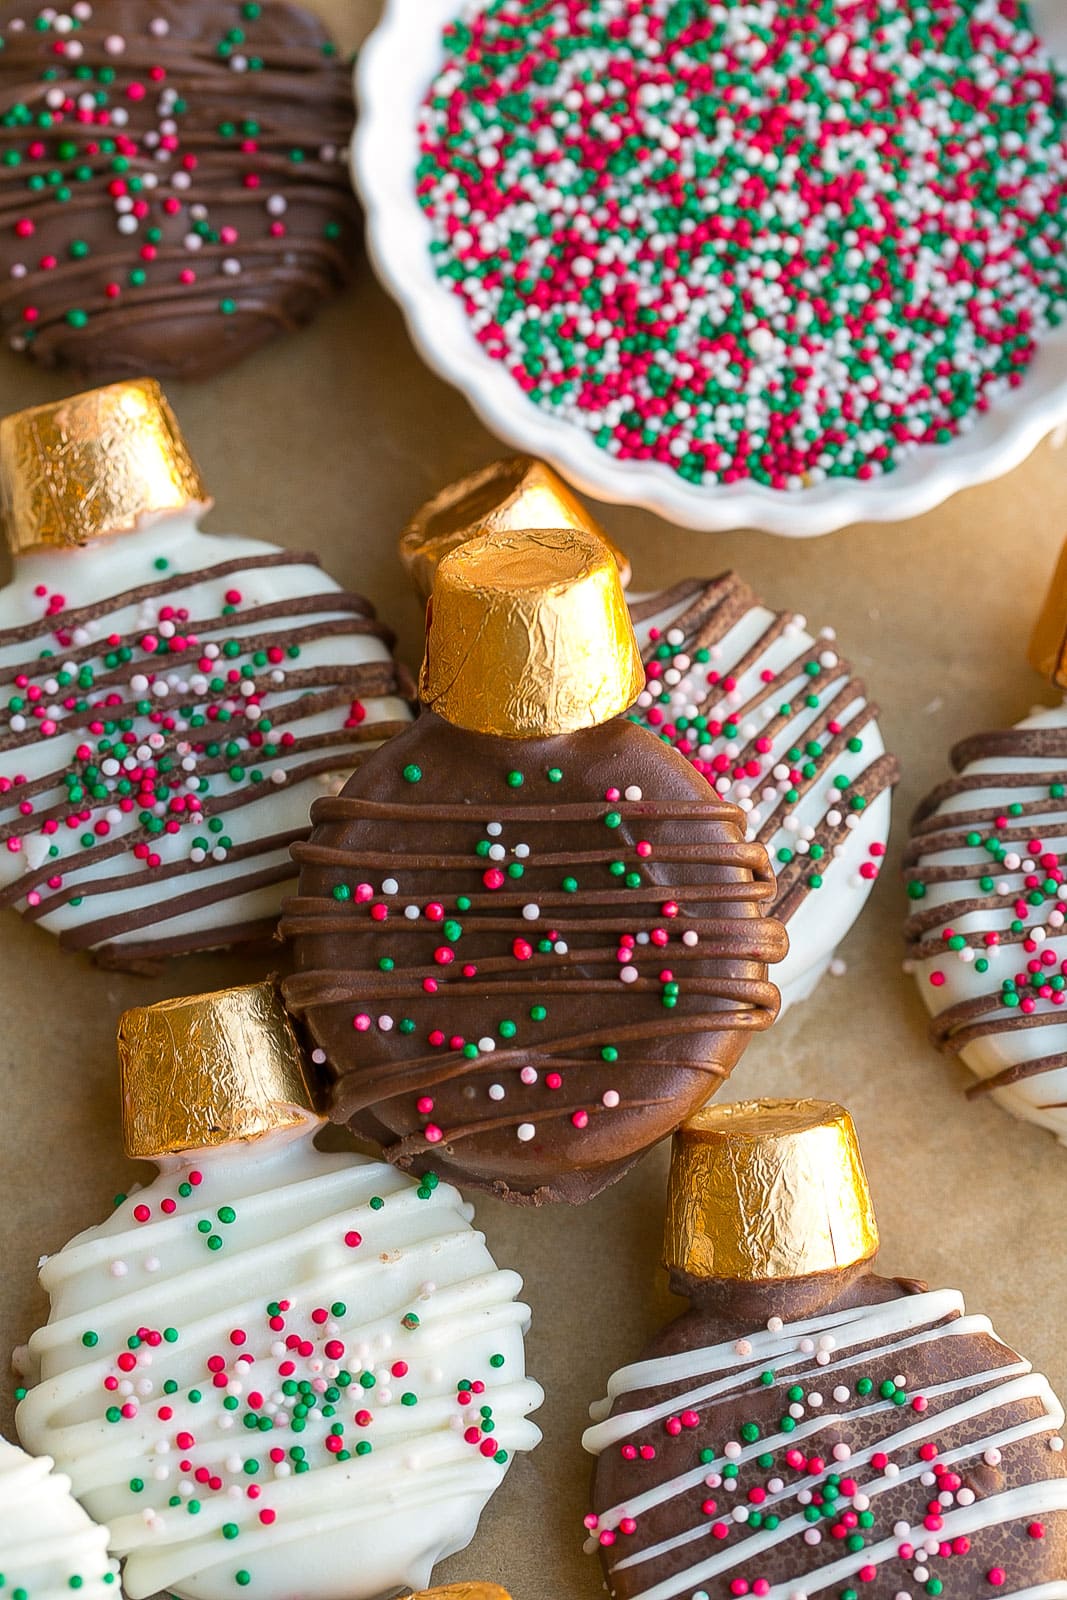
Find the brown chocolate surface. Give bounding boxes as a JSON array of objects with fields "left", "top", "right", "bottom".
[
  {"left": 0, "top": 0, "right": 359, "bottom": 381},
  {"left": 281, "top": 709, "right": 788, "bottom": 1205},
  {"left": 589, "top": 1266, "right": 1067, "bottom": 1599}
]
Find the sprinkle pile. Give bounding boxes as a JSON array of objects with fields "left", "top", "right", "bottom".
[
  {"left": 417, "top": 0, "right": 1067, "bottom": 489},
  {"left": 0, "top": 0, "right": 360, "bottom": 379}
]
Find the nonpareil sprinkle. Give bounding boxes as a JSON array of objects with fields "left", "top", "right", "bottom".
[{"left": 417, "top": 0, "right": 1067, "bottom": 490}]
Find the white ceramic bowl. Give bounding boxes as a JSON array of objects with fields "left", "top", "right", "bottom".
[{"left": 354, "top": 0, "right": 1067, "bottom": 537}]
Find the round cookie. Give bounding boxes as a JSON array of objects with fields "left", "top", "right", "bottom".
[
  {"left": 16, "top": 983, "right": 543, "bottom": 1600},
  {"left": 0, "top": 0, "right": 359, "bottom": 381},
  {"left": 584, "top": 1100, "right": 1067, "bottom": 1600},
  {"left": 630, "top": 576, "right": 898, "bottom": 1011},
  {"left": 283, "top": 529, "right": 787, "bottom": 1204},
  {"left": 0, "top": 1436, "right": 119, "bottom": 1598},
  {"left": 0, "top": 380, "right": 411, "bottom": 967},
  {"left": 904, "top": 702, "right": 1067, "bottom": 1140}
]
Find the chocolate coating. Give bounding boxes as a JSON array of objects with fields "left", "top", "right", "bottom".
[
  {"left": 589, "top": 1266, "right": 1067, "bottom": 1599},
  {"left": 281, "top": 710, "right": 787, "bottom": 1205},
  {"left": 0, "top": 0, "right": 359, "bottom": 381}
]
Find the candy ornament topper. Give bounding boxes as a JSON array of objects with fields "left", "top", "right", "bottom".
[
  {"left": 584, "top": 1098, "right": 1067, "bottom": 1600},
  {"left": 283, "top": 525, "right": 787, "bottom": 1204},
  {"left": 16, "top": 981, "right": 542, "bottom": 1600}
]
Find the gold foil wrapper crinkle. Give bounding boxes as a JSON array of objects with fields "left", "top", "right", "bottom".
[
  {"left": 1029, "top": 533, "right": 1067, "bottom": 687},
  {"left": 120, "top": 981, "right": 318, "bottom": 1160},
  {"left": 400, "top": 454, "right": 630, "bottom": 599},
  {"left": 406, "top": 1587, "right": 513, "bottom": 1600},
  {"left": 420, "top": 527, "right": 645, "bottom": 739},
  {"left": 664, "top": 1099, "right": 879, "bottom": 1282},
  {"left": 0, "top": 377, "right": 208, "bottom": 555}
]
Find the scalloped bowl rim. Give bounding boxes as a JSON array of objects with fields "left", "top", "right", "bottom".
[{"left": 353, "top": 0, "right": 1067, "bottom": 537}]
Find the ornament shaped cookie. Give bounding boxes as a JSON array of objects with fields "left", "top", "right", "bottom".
[
  {"left": 0, "top": 379, "right": 410, "bottom": 967},
  {"left": 15, "top": 982, "right": 542, "bottom": 1600},
  {"left": 584, "top": 1099, "right": 1067, "bottom": 1600},
  {"left": 283, "top": 527, "right": 787, "bottom": 1204},
  {"left": 0, "top": 0, "right": 359, "bottom": 381},
  {"left": 0, "top": 1435, "right": 119, "bottom": 1598},
  {"left": 904, "top": 536, "right": 1067, "bottom": 1141},
  {"left": 401, "top": 459, "right": 898, "bottom": 1012}
]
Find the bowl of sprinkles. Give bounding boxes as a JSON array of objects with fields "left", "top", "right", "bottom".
[{"left": 355, "top": 0, "right": 1067, "bottom": 535}]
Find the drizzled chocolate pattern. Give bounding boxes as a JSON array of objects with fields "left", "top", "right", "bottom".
[
  {"left": 0, "top": 0, "right": 360, "bottom": 381},
  {"left": 628, "top": 574, "right": 898, "bottom": 1008},
  {"left": 281, "top": 711, "right": 788, "bottom": 1205},
  {"left": 904, "top": 704, "right": 1067, "bottom": 1137},
  {"left": 0, "top": 536, "right": 411, "bottom": 966},
  {"left": 585, "top": 1275, "right": 1067, "bottom": 1600}
]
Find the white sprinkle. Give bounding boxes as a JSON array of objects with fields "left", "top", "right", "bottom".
[{"left": 516, "top": 1123, "right": 536, "bottom": 1142}]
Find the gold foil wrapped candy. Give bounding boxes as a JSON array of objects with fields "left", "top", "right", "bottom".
[
  {"left": 405, "top": 1587, "right": 512, "bottom": 1600},
  {"left": 119, "top": 981, "right": 318, "bottom": 1160},
  {"left": 1029, "top": 533, "right": 1067, "bottom": 688},
  {"left": 663, "top": 1099, "right": 879, "bottom": 1282},
  {"left": 400, "top": 454, "right": 631, "bottom": 599},
  {"left": 0, "top": 377, "right": 208, "bottom": 555},
  {"left": 420, "top": 527, "right": 645, "bottom": 739}
]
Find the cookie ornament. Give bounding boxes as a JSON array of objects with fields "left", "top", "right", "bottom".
[
  {"left": 0, "top": 378, "right": 410, "bottom": 968},
  {"left": 283, "top": 526, "right": 787, "bottom": 1205},
  {"left": 0, "top": 1436, "right": 119, "bottom": 1598},
  {"left": 0, "top": 0, "right": 360, "bottom": 382},
  {"left": 401, "top": 461, "right": 898, "bottom": 1013},
  {"left": 584, "top": 1098, "right": 1067, "bottom": 1600},
  {"left": 904, "top": 533, "right": 1067, "bottom": 1139},
  {"left": 15, "top": 981, "right": 542, "bottom": 1600}
]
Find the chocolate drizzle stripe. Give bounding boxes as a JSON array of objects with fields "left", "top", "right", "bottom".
[
  {"left": 0, "top": 596, "right": 394, "bottom": 686},
  {"left": 327, "top": 1011, "right": 771, "bottom": 1122},
  {"left": 21, "top": 826, "right": 306, "bottom": 918},
  {"left": 307, "top": 796, "right": 773, "bottom": 833},
  {"left": 56, "top": 857, "right": 296, "bottom": 952},
  {"left": 0, "top": 550, "right": 337, "bottom": 647},
  {"left": 966, "top": 1054, "right": 1067, "bottom": 1097}
]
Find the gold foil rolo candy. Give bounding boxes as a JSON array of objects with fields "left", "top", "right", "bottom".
[
  {"left": 664, "top": 1098, "right": 879, "bottom": 1282},
  {"left": 119, "top": 981, "right": 319, "bottom": 1160},
  {"left": 405, "top": 1587, "right": 512, "bottom": 1600},
  {"left": 400, "top": 455, "right": 631, "bottom": 600},
  {"left": 1029, "top": 533, "right": 1067, "bottom": 687},
  {"left": 419, "top": 527, "right": 645, "bottom": 738},
  {"left": 0, "top": 377, "right": 209, "bottom": 555}
]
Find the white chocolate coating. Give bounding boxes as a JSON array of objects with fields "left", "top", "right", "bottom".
[
  {"left": 0, "top": 513, "right": 410, "bottom": 958},
  {"left": 0, "top": 1436, "right": 119, "bottom": 1598},
  {"left": 905, "top": 700, "right": 1067, "bottom": 1141},
  {"left": 629, "top": 577, "right": 896, "bottom": 1013},
  {"left": 16, "top": 1118, "right": 542, "bottom": 1600},
  {"left": 585, "top": 1289, "right": 1067, "bottom": 1600}
]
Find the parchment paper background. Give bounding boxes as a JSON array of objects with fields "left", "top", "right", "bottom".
[{"left": 1, "top": 4, "right": 1066, "bottom": 1596}]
